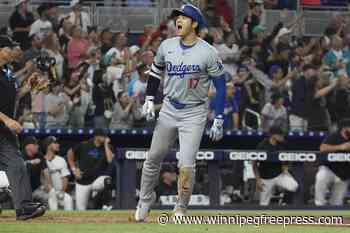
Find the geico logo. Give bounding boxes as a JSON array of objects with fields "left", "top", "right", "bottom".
[
  {"left": 175, "top": 151, "right": 215, "bottom": 160},
  {"left": 328, "top": 153, "right": 350, "bottom": 162},
  {"left": 229, "top": 152, "right": 267, "bottom": 161},
  {"left": 279, "top": 153, "right": 316, "bottom": 162},
  {"left": 125, "top": 151, "right": 148, "bottom": 160}
]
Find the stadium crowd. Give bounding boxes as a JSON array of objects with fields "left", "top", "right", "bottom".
[
  {"left": 2, "top": 0, "right": 350, "bottom": 133},
  {"left": 2, "top": 0, "right": 350, "bottom": 210}
]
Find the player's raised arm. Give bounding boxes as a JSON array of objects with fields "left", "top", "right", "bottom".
[
  {"left": 208, "top": 48, "right": 226, "bottom": 141},
  {"left": 143, "top": 41, "right": 166, "bottom": 121}
]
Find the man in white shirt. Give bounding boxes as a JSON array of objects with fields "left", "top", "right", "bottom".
[
  {"left": 29, "top": 3, "right": 53, "bottom": 39},
  {"left": 67, "top": 0, "right": 91, "bottom": 33},
  {"left": 214, "top": 32, "right": 240, "bottom": 79},
  {"left": 43, "top": 136, "right": 73, "bottom": 211}
]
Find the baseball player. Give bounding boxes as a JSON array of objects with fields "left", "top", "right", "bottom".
[
  {"left": 67, "top": 129, "right": 114, "bottom": 210},
  {"left": 42, "top": 136, "right": 73, "bottom": 211},
  {"left": 315, "top": 119, "right": 350, "bottom": 206},
  {"left": 252, "top": 126, "right": 298, "bottom": 206},
  {"left": 135, "top": 4, "right": 226, "bottom": 221}
]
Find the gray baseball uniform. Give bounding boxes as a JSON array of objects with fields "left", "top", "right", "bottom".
[{"left": 139, "top": 37, "right": 224, "bottom": 209}]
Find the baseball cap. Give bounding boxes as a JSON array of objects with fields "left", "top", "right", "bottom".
[
  {"left": 22, "top": 136, "right": 38, "bottom": 148},
  {"left": 252, "top": 25, "right": 266, "bottom": 35},
  {"left": 15, "top": 0, "right": 28, "bottom": 6},
  {"left": 171, "top": 4, "right": 207, "bottom": 29},
  {"left": 94, "top": 128, "right": 107, "bottom": 137},
  {"left": 70, "top": 0, "right": 82, "bottom": 8},
  {"left": 41, "top": 136, "right": 58, "bottom": 153}
]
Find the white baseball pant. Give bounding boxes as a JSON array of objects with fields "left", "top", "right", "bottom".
[
  {"left": 48, "top": 189, "right": 74, "bottom": 211},
  {"left": 259, "top": 172, "right": 298, "bottom": 206},
  {"left": 75, "top": 175, "right": 110, "bottom": 210},
  {"left": 315, "top": 165, "right": 349, "bottom": 206}
]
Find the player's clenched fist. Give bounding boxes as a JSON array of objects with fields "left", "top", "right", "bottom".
[
  {"left": 209, "top": 115, "right": 224, "bottom": 141},
  {"left": 142, "top": 96, "right": 155, "bottom": 121}
]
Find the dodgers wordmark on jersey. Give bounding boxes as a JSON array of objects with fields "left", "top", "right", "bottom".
[{"left": 149, "top": 37, "right": 225, "bottom": 105}]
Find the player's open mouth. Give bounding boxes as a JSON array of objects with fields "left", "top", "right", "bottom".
[{"left": 177, "top": 25, "right": 183, "bottom": 30}]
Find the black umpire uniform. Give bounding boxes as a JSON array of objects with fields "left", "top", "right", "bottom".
[{"left": 0, "top": 63, "right": 33, "bottom": 210}]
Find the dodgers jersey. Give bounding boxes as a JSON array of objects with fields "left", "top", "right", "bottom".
[{"left": 149, "top": 37, "right": 225, "bottom": 105}]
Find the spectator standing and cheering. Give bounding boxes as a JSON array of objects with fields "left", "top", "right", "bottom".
[
  {"left": 67, "top": 0, "right": 91, "bottom": 33},
  {"left": 9, "top": 0, "right": 34, "bottom": 50},
  {"left": 29, "top": 3, "right": 53, "bottom": 39}
]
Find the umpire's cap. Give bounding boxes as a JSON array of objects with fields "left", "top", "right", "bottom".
[
  {"left": 171, "top": 4, "right": 207, "bottom": 29},
  {"left": 339, "top": 118, "right": 350, "bottom": 129}
]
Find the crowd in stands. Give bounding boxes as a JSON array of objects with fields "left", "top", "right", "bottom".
[{"left": 2, "top": 0, "right": 350, "bottom": 135}]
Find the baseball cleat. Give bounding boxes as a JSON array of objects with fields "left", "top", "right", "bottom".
[
  {"left": 134, "top": 192, "right": 156, "bottom": 222},
  {"left": 173, "top": 206, "right": 187, "bottom": 217}
]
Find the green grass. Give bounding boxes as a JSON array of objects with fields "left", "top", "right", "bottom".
[{"left": 0, "top": 210, "right": 349, "bottom": 233}]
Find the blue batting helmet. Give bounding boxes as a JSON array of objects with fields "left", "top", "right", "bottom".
[{"left": 171, "top": 4, "right": 207, "bottom": 29}]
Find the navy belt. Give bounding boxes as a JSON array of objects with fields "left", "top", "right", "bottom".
[{"left": 167, "top": 97, "right": 205, "bottom": 110}]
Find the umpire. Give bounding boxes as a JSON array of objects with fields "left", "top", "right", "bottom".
[{"left": 0, "top": 41, "right": 46, "bottom": 220}]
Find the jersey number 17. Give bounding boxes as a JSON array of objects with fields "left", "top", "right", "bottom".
[{"left": 188, "top": 77, "right": 200, "bottom": 89}]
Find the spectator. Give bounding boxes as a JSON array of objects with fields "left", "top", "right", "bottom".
[
  {"left": 334, "top": 75, "right": 350, "bottom": 121},
  {"left": 87, "top": 26, "right": 100, "bottom": 48},
  {"left": 46, "top": 3, "right": 61, "bottom": 33},
  {"left": 138, "top": 25, "right": 156, "bottom": 46},
  {"left": 243, "top": 1, "right": 263, "bottom": 40},
  {"left": 323, "top": 36, "right": 347, "bottom": 75},
  {"left": 130, "top": 64, "right": 148, "bottom": 97},
  {"left": 42, "top": 136, "right": 73, "bottom": 210},
  {"left": 305, "top": 74, "right": 338, "bottom": 131},
  {"left": 100, "top": 28, "right": 113, "bottom": 55},
  {"left": 92, "top": 70, "right": 115, "bottom": 128},
  {"left": 85, "top": 47, "right": 102, "bottom": 88},
  {"left": 109, "top": 91, "right": 142, "bottom": 129},
  {"left": 9, "top": 0, "right": 34, "bottom": 50},
  {"left": 210, "top": 83, "right": 240, "bottom": 130},
  {"left": 67, "top": 0, "right": 91, "bottom": 33},
  {"left": 252, "top": 126, "right": 298, "bottom": 206},
  {"left": 67, "top": 129, "right": 114, "bottom": 210},
  {"left": 66, "top": 77, "right": 91, "bottom": 128},
  {"left": 261, "top": 92, "right": 288, "bottom": 132},
  {"left": 44, "top": 81, "right": 72, "bottom": 128},
  {"left": 20, "top": 34, "right": 44, "bottom": 65},
  {"left": 289, "top": 64, "right": 317, "bottom": 131},
  {"left": 22, "top": 137, "right": 52, "bottom": 204},
  {"left": 29, "top": 3, "right": 53, "bottom": 39},
  {"left": 42, "top": 32, "right": 64, "bottom": 81},
  {"left": 67, "top": 26, "right": 89, "bottom": 70},
  {"left": 104, "top": 32, "right": 129, "bottom": 67},
  {"left": 214, "top": 31, "right": 240, "bottom": 78},
  {"left": 58, "top": 19, "right": 73, "bottom": 53}
]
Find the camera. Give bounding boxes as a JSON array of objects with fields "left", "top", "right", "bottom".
[{"left": 34, "top": 55, "right": 56, "bottom": 72}]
